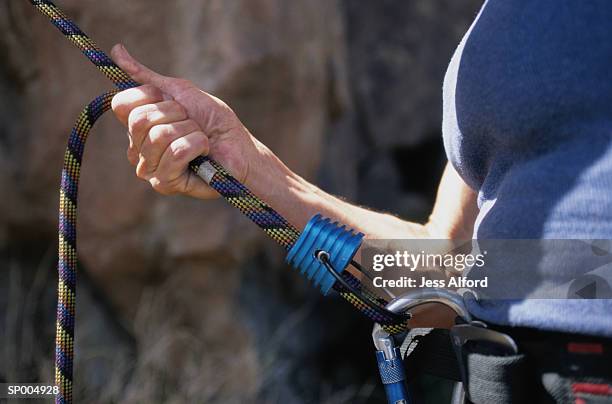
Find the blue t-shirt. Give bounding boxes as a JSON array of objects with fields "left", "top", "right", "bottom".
[{"left": 443, "top": 0, "right": 612, "bottom": 336}]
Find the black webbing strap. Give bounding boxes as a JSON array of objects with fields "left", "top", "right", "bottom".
[
  {"left": 459, "top": 347, "right": 529, "bottom": 403},
  {"left": 401, "top": 328, "right": 462, "bottom": 382},
  {"left": 400, "top": 328, "right": 531, "bottom": 403}
]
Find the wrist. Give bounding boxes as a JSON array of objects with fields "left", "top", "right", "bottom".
[
  {"left": 243, "top": 138, "right": 327, "bottom": 230},
  {"left": 243, "top": 136, "right": 288, "bottom": 194}
]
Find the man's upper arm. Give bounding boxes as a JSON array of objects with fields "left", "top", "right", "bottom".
[{"left": 425, "top": 162, "right": 479, "bottom": 239}]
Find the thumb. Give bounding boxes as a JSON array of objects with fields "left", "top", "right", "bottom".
[{"left": 111, "top": 44, "right": 174, "bottom": 93}]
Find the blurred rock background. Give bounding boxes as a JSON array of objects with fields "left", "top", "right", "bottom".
[{"left": 0, "top": 0, "right": 481, "bottom": 402}]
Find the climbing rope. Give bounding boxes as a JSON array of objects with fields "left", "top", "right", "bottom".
[{"left": 30, "top": 1, "right": 409, "bottom": 402}]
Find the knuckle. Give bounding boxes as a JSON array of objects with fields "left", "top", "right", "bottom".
[
  {"left": 174, "top": 78, "right": 193, "bottom": 89},
  {"left": 140, "top": 84, "right": 164, "bottom": 101},
  {"left": 190, "top": 132, "right": 209, "bottom": 154},
  {"left": 138, "top": 149, "right": 160, "bottom": 175},
  {"left": 150, "top": 178, "right": 175, "bottom": 195},
  {"left": 170, "top": 141, "right": 189, "bottom": 160},
  {"left": 128, "top": 105, "right": 154, "bottom": 133},
  {"left": 136, "top": 159, "right": 150, "bottom": 179},
  {"left": 148, "top": 124, "right": 171, "bottom": 146},
  {"left": 196, "top": 132, "right": 209, "bottom": 151}
]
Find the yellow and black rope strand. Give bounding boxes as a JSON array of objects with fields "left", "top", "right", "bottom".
[{"left": 56, "top": 91, "right": 117, "bottom": 403}]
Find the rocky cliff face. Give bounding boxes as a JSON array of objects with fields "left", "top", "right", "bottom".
[{"left": 0, "top": 1, "right": 481, "bottom": 402}]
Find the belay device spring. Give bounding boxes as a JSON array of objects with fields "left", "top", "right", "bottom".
[{"left": 30, "top": 1, "right": 411, "bottom": 403}]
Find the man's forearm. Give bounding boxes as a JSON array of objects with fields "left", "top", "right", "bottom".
[{"left": 246, "top": 141, "right": 432, "bottom": 240}]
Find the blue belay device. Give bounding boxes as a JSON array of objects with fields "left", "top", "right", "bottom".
[{"left": 286, "top": 213, "right": 364, "bottom": 295}]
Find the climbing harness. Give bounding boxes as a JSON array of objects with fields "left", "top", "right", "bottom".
[{"left": 29, "top": 1, "right": 414, "bottom": 402}]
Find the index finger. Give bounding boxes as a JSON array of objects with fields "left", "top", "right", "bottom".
[{"left": 111, "top": 84, "right": 166, "bottom": 126}]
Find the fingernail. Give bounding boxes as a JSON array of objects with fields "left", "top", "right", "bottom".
[
  {"left": 119, "top": 44, "right": 129, "bottom": 57},
  {"left": 112, "top": 43, "right": 125, "bottom": 57}
]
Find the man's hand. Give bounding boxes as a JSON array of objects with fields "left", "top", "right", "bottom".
[{"left": 110, "top": 44, "right": 258, "bottom": 199}]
